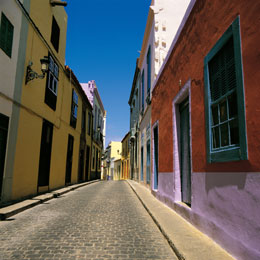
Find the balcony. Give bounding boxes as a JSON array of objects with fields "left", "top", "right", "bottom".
[{"left": 93, "top": 130, "right": 103, "bottom": 147}]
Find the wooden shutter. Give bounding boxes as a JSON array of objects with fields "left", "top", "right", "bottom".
[
  {"left": 209, "top": 37, "right": 236, "bottom": 102},
  {"left": 0, "top": 13, "right": 14, "bottom": 58}
]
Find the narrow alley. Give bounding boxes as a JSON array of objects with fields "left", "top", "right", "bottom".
[{"left": 0, "top": 181, "right": 177, "bottom": 260}]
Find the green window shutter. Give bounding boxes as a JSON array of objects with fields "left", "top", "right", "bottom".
[
  {"left": 209, "top": 37, "right": 236, "bottom": 102},
  {"left": 0, "top": 13, "right": 7, "bottom": 50},
  {"left": 6, "top": 21, "right": 14, "bottom": 57},
  {"left": 204, "top": 16, "right": 247, "bottom": 163},
  {"left": 0, "top": 12, "right": 14, "bottom": 58}
]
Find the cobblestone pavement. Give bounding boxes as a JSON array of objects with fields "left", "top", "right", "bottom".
[{"left": 0, "top": 181, "right": 177, "bottom": 260}]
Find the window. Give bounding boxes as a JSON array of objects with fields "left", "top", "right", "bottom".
[
  {"left": 82, "top": 109, "right": 86, "bottom": 132},
  {"left": 50, "top": 16, "right": 60, "bottom": 52},
  {"left": 70, "top": 89, "right": 78, "bottom": 128},
  {"left": 147, "top": 46, "right": 151, "bottom": 94},
  {"left": 141, "top": 70, "right": 144, "bottom": 112},
  {"left": 0, "top": 12, "right": 14, "bottom": 58},
  {"left": 45, "top": 55, "right": 58, "bottom": 110},
  {"left": 141, "top": 146, "right": 144, "bottom": 181},
  {"left": 94, "top": 106, "right": 97, "bottom": 130},
  {"left": 204, "top": 17, "right": 247, "bottom": 163},
  {"left": 88, "top": 111, "right": 91, "bottom": 135},
  {"left": 48, "top": 55, "right": 59, "bottom": 94}
]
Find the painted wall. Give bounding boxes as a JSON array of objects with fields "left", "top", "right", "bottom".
[
  {"left": 137, "top": 0, "right": 190, "bottom": 187},
  {"left": 29, "top": 0, "right": 67, "bottom": 66},
  {"left": 151, "top": 0, "right": 260, "bottom": 259},
  {"left": 121, "top": 133, "right": 130, "bottom": 179},
  {"left": 0, "top": 0, "right": 30, "bottom": 202},
  {"left": 0, "top": 0, "right": 23, "bottom": 117},
  {"left": 81, "top": 80, "right": 106, "bottom": 180},
  {"left": 110, "top": 141, "right": 121, "bottom": 159},
  {"left": 4, "top": 0, "right": 90, "bottom": 202},
  {"left": 113, "top": 159, "right": 121, "bottom": 180}
]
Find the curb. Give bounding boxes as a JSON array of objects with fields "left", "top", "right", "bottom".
[
  {"left": 126, "top": 180, "right": 185, "bottom": 260},
  {"left": 0, "top": 179, "right": 101, "bottom": 220}
]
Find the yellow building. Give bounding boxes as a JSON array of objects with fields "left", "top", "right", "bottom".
[
  {"left": 121, "top": 132, "right": 130, "bottom": 180},
  {"left": 0, "top": 0, "right": 93, "bottom": 204},
  {"left": 103, "top": 141, "right": 121, "bottom": 180},
  {"left": 81, "top": 81, "right": 106, "bottom": 181},
  {"left": 113, "top": 159, "right": 121, "bottom": 181}
]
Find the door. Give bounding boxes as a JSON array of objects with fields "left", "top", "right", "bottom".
[
  {"left": 0, "top": 114, "right": 9, "bottom": 198},
  {"left": 95, "top": 149, "right": 99, "bottom": 179},
  {"left": 85, "top": 145, "right": 90, "bottom": 181},
  {"left": 153, "top": 125, "right": 159, "bottom": 189},
  {"left": 179, "top": 98, "right": 191, "bottom": 205},
  {"left": 78, "top": 148, "right": 84, "bottom": 182},
  {"left": 38, "top": 120, "right": 53, "bottom": 187},
  {"left": 141, "top": 147, "right": 144, "bottom": 181},
  {"left": 65, "top": 134, "right": 74, "bottom": 184},
  {"left": 146, "top": 140, "right": 150, "bottom": 184}
]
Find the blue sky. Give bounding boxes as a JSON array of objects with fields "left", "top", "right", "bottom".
[{"left": 65, "top": 0, "right": 150, "bottom": 147}]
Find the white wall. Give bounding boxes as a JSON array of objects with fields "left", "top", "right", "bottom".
[{"left": 0, "top": 0, "right": 23, "bottom": 117}]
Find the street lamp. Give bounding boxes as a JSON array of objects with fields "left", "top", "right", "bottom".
[{"left": 25, "top": 56, "right": 49, "bottom": 84}]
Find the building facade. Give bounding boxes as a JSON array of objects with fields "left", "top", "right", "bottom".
[
  {"left": 113, "top": 159, "right": 121, "bottom": 181},
  {"left": 65, "top": 67, "right": 93, "bottom": 183},
  {"left": 0, "top": 0, "right": 94, "bottom": 205},
  {"left": 128, "top": 60, "right": 140, "bottom": 181},
  {"left": 121, "top": 132, "right": 130, "bottom": 180},
  {"left": 137, "top": 0, "right": 190, "bottom": 187},
  {"left": 103, "top": 141, "right": 121, "bottom": 180},
  {"left": 0, "top": 0, "right": 27, "bottom": 203},
  {"left": 81, "top": 80, "right": 106, "bottom": 180},
  {"left": 151, "top": 0, "right": 260, "bottom": 259}
]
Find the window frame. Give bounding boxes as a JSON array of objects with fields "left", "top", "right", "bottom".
[
  {"left": 88, "top": 111, "right": 91, "bottom": 135},
  {"left": 204, "top": 16, "right": 247, "bottom": 163},
  {"left": 0, "top": 12, "right": 14, "bottom": 58},
  {"left": 146, "top": 45, "right": 151, "bottom": 94},
  {"left": 141, "top": 70, "right": 144, "bottom": 112},
  {"left": 50, "top": 16, "right": 60, "bottom": 53},
  {"left": 70, "top": 89, "right": 78, "bottom": 128},
  {"left": 47, "top": 55, "right": 59, "bottom": 95}
]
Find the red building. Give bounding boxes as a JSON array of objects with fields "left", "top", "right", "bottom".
[{"left": 151, "top": 1, "right": 260, "bottom": 259}]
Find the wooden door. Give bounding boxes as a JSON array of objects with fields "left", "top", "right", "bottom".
[
  {"left": 146, "top": 140, "right": 150, "bottom": 184},
  {"left": 153, "top": 126, "right": 159, "bottom": 189},
  {"left": 0, "top": 114, "right": 9, "bottom": 198},
  {"left": 38, "top": 120, "right": 53, "bottom": 188},
  {"left": 179, "top": 98, "right": 191, "bottom": 205},
  {"left": 65, "top": 135, "right": 74, "bottom": 184},
  {"left": 85, "top": 145, "right": 90, "bottom": 181}
]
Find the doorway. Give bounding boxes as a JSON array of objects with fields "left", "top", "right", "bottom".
[
  {"left": 65, "top": 134, "right": 74, "bottom": 184},
  {"left": 85, "top": 145, "right": 90, "bottom": 181},
  {"left": 78, "top": 148, "right": 84, "bottom": 182},
  {"left": 0, "top": 114, "right": 9, "bottom": 198},
  {"left": 179, "top": 98, "right": 191, "bottom": 205},
  {"left": 146, "top": 140, "right": 150, "bottom": 184},
  {"left": 141, "top": 146, "right": 144, "bottom": 181},
  {"left": 153, "top": 125, "right": 159, "bottom": 190},
  {"left": 38, "top": 120, "right": 53, "bottom": 189}
]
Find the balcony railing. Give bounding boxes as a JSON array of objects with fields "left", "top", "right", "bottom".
[{"left": 93, "top": 130, "right": 103, "bottom": 147}]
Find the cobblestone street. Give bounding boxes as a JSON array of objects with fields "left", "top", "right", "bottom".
[{"left": 0, "top": 181, "right": 177, "bottom": 260}]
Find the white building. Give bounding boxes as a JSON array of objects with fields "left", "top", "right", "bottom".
[
  {"left": 0, "top": 0, "right": 28, "bottom": 202},
  {"left": 138, "top": 0, "right": 190, "bottom": 186}
]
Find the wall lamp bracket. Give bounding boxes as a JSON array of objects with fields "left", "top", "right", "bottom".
[
  {"left": 50, "top": 0, "right": 67, "bottom": 6},
  {"left": 25, "top": 56, "right": 49, "bottom": 84}
]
